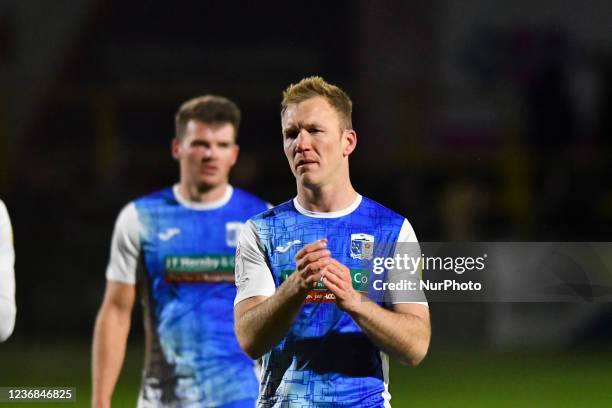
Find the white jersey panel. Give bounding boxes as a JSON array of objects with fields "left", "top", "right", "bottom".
[
  {"left": 106, "top": 203, "right": 141, "bottom": 284},
  {"left": 391, "top": 218, "right": 428, "bottom": 306},
  {"left": 0, "top": 200, "right": 16, "bottom": 342},
  {"left": 234, "top": 220, "right": 275, "bottom": 305},
  {"left": 397, "top": 218, "right": 418, "bottom": 243}
]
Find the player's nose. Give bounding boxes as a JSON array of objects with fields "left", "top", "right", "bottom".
[
  {"left": 295, "top": 130, "right": 312, "bottom": 152},
  {"left": 202, "top": 144, "right": 220, "bottom": 160}
]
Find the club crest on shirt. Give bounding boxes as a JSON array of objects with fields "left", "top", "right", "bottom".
[
  {"left": 225, "top": 222, "right": 244, "bottom": 247},
  {"left": 350, "top": 233, "right": 374, "bottom": 260}
]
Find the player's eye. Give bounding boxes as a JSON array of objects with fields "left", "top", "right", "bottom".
[{"left": 284, "top": 130, "right": 298, "bottom": 139}]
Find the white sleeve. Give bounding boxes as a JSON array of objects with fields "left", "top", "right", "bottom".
[
  {"left": 106, "top": 203, "right": 141, "bottom": 284},
  {"left": 234, "top": 220, "right": 275, "bottom": 306},
  {"left": 390, "top": 218, "right": 428, "bottom": 306},
  {"left": 0, "top": 200, "right": 16, "bottom": 342},
  {"left": 397, "top": 218, "right": 418, "bottom": 243}
]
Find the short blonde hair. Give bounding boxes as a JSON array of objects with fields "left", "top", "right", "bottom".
[{"left": 281, "top": 76, "right": 353, "bottom": 130}]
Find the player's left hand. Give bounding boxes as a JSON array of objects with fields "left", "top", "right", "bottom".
[{"left": 321, "top": 259, "right": 364, "bottom": 313}]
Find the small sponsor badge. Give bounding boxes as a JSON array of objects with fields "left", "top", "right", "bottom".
[
  {"left": 235, "top": 243, "right": 244, "bottom": 283},
  {"left": 350, "top": 233, "right": 374, "bottom": 260}
]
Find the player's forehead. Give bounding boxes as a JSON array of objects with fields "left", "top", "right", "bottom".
[
  {"left": 281, "top": 96, "right": 340, "bottom": 130},
  {"left": 183, "top": 119, "right": 236, "bottom": 141}
]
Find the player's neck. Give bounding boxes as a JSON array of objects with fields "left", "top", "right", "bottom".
[
  {"left": 296, "top": 179, "right": 358, "bottom": 213},
  {"left": 178, "top": 181, "right": 229, "bottom": 204}
]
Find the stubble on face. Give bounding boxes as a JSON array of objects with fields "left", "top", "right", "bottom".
[
  {"left": 282, "top": 97, "right": 347, "bottom": 189},
  {"left": 176, "top": 120, "right": 238, "bottom": 194}
]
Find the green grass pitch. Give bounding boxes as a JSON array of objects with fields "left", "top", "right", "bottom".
[{"left": 1, "top": 342, "right": 611, "bottom": 407}]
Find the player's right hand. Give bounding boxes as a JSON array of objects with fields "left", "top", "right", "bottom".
[{"left": 292, "top": 239, "right": 331, "bottom": 292}]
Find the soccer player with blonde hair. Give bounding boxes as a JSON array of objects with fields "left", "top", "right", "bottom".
[{"left": 234, "top": 77, "right": 430, "bottom": 406}]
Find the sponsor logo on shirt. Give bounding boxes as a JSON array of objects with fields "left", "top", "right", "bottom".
[
  {"left": 164, "top": 254, "right": 235, "bottom": 283},
  {"left": 158, "top": 227, "right": 181, "bottom": 241},
  {"left": 281, "top": 269, "right": 369, "bottom": 303},
  {"left": 275, "top": 240, "right": 302, "bottom": 253}
]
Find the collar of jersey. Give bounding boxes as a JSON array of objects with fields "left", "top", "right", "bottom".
[
  {"left": 293, "top": 194, "right": 362, "bottom": 218},
  {"left": 173, "top": 184, "right": 233, "bottom": 210}
]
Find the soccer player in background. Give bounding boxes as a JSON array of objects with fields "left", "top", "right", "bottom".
[
  {"left": 92, "top": 95, "right": 269, "bottom": 408},
  {"left": 234, "top": 77, "right": 431, "bottom": 406},
  {"left": 0, "top": 199, "right": 16, "bottom": 342}
]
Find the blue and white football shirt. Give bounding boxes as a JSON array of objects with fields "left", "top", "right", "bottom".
[
  {"left": 107, "top": 185, "right": 269, "bottom": 407},
  {"left": 235, "top": 194, "right": 425, "bottom": 407}
]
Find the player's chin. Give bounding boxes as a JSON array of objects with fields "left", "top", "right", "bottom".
[
  {"left": 296, "top": 172, "right": 320, "bottom": 186},
  {"left": 195, "top": 177, "right": 223, "bottom": 191}
]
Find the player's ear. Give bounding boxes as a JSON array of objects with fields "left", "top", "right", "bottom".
[
  {"left": 171, "top": 137, "right": 181, "bottom": 160},
  {"left": 342, "top": 129, "right": 357, "bottom": 157},
  {"left": 230, "top": 144, "right": 240, "bottom": 167}
]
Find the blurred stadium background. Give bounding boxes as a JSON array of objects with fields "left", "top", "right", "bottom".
[{"left": 1, "top": 1, "right": 611, "bottom": 406}]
